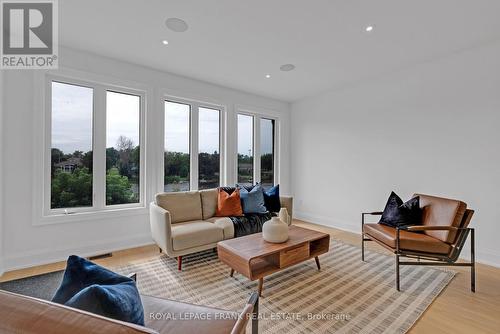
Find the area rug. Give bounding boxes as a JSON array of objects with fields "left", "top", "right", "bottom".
[{"left": 113, "top": 241, "right": 454, "bottom": 334}]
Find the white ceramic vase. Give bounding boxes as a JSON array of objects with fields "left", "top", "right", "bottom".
[
  {"left": 278, "top": 208, "right": 291, "bottom": 226},
  {"left": 262, "top": 216, "right": 289, "bottom": 243}
]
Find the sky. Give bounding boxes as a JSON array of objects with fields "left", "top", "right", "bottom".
[{"left": 52, "top": 82, "right": 273, "bottom": 155}]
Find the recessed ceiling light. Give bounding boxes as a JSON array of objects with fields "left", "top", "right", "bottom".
[
  {"left": 365, "top": 26, "right": 374, "bottom": 32},
  {"left": 265, "top": 74, "right": 271, "bottom": 78},
  {"left": 165, "top": 18, "right": 189, "bottom": 32},
  {"left": 280, "top": 64, "right": 295, "bottom": 72},
  {"left": 162, "top": 40, "right": 169, "bottom": 45}
]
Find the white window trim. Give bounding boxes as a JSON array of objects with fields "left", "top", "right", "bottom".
[
  {"left": 235, "top": 107, "right": 280, "bottom": 187},
  {"left": 33, "top": 70, "right": 148, "bottom": 226},
  {"left": 161, "top": 92, "right": 227, "bottom": 192}
]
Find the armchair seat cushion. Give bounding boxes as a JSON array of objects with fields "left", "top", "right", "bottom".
[
  {"left": 363, "top": 223, "right": 451, "bottom": 254},
  {"left": 171, "top": 221, "right": 224, "bottom": 251}
]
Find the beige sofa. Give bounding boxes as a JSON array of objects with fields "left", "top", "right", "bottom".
[{"left": 150, "top": 188, "right": 293, "bottom": 270}]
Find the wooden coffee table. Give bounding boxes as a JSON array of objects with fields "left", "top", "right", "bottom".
[{"left": 217, "top": 225, "right": 330, "bottom": 297}]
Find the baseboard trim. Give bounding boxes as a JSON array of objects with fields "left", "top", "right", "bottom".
[
  {"left": 3, "top": 233, "right": 154, "bottom": 273},
  {"left": 294, "top": 210, "right": 500, "bottom": 268}
]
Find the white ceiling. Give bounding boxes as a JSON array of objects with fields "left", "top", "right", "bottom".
[{"left": 59, "top": 0, "right": 500, "bottom": 102}]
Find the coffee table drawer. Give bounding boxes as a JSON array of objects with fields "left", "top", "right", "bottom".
[{"left": 280, "top": 243, "right": 310, "bottom": 268}]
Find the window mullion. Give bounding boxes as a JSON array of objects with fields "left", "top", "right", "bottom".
[
  {"left": 93, "top": 87, "right": 106, "bottom": 209},
  {"left": 254, "top": 115, "right": 261, "bottom": 184},
  {"left": 191, "top": 103, "right": 199, "bottom": 190}
]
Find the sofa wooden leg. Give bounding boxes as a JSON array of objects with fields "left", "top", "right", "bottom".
[
  {"left": 177, "top": 256, "right": 182, "bottom": 271},
  {"left": 395, "top": 255, "right": 400, "bottom": 291}
]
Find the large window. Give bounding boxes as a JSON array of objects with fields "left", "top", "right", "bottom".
[
  {"left": 237, "top": 114, "right": 254, "bottom": 185},
  {"left": 236, "top": 112, "right": 277, "bottom": 187},
  {"left": 47, "top": 77, "right": 144, "bottom": 215},
  {"left": 163, "top": 99, "right": 223, "bottom": 192},
  {"left": 260, "top": 118, "right": 275, "bottom": 188},
  {"left": 51, "top": 81, "right": 93, "bottom": 209},
  {"left": 164, "top": 101, "right": 190, "bottom": 192},
  {"left": 106, "top": 91, "right": 141, "bottom": 205},
  {"left": 198, "top": 107, "right": 220, "bottom": 189}
]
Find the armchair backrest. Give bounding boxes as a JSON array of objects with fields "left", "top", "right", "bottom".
[
  {"left": 447, "top": 209, "right": 474, "bottom": 261},
  {"left": 413, "top": 194, "right": 467, "bottom": 243}
]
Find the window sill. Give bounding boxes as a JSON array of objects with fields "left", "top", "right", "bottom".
[{"left": 35, "top": 206, "right": 149, "bottom": 226}]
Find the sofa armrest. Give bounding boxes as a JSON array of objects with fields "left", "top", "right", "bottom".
[
  {"left": 280, "top": 196, "right": 293, "bottom": 220},
  {"left": 149, "top": 202, "right": 174, "bottom": 255}
]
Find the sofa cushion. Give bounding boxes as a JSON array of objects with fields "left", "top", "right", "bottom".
[
  {"left": 171, "top": 221, "right": 224, "bottom": 251},
  {"left": 52, "top": 256, "right": 144, "bottom": 326},
  {"left": 215, "top": 188, "right": 243, "bottom": 217},
  {"left": 65, "top": 281, "right": 145, "bottom": 326},
  {"left": 206, "top": 217, "right": 235, "bottom": 239},
  {"left": 200, "top": 188, "right": 218, "bottom": 219},
  {"left": 379, "top": 192, "right": 422, "bottom": 228},
  {"left": 415, "top": 194, "right": 467, "bottom": 243},
  {"left": 155, "top": 191, "right": 203, "bottom": 224},
  {"left": 239, "top": 184, "right": 267, "bottom": 214},
  {"left": 263, "top": 184, "right": 281, "bottom": 212},
  {"left": 363, "top": 223, "right": 451, "bottom": 254}
]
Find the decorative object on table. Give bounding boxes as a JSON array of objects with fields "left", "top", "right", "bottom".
[
  {"left": 262, "top": 216, "right": 289, "bottom": 243},
  {"left": 51, "top": 255, "right": 145, "bottom": 325},
  {"left": 278, "top": 207, "right": 291, "bottom": 226}
]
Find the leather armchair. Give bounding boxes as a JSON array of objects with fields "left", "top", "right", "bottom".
[{"left": 361, "top": 194, "right": 475, "bottom": 292}]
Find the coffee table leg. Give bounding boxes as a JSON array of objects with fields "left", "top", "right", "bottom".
[
  {"left": 315, "top": 256, "right": 321, "bottom": 270},
  {"left": 258, "top": 278, "right": 264, "bottom": 297},
  {"left": 230, "top": 269, "right": 234, "bottom": 277}
]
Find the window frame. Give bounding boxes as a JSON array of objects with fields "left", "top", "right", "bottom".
[
  {"left": 236, "top": 109, "right": 279, "bottom": 186},
  {"left": 197, "top": 106, "right": 222, "bottom": 190},
  {"left": 236, "top": 112, "right": 255, "bottom": 185},
  {"left": 38, "top": 73, "right": 147, "bottom": 222},
  {"left": 162, "top": 94, "right": 225, "bottom": 192},
  {"left": 259, "top": 117, "right": 276, "bottom": 188}
]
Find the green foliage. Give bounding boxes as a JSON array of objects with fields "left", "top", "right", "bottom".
[
  {"left": 164, "top": 151, "right": 190, "bottom": 182},
  {"left": 106, "top": 167, "right": 137, "bottom": 205},
  {"left": 51, "top": 167, "right": 92, "bottom": 208},
  {"left": 51, "top": 136, "right": 141, "bottom": 208}
]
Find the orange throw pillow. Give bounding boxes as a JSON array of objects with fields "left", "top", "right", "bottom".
[{"left": 215, "top": 188, "right": 243, "bottom": 217}]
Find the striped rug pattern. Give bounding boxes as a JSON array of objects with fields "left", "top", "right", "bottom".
[{"left": 116, "top": 240, "right": 454, "bottom": 333}]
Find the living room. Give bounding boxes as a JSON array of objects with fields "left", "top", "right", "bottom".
[{"left": 0, "top": 1, "right": 499, "bottom": 333}]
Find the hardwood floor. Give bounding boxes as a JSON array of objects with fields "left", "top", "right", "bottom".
[{"left": 1, "top": 219, "right": 499, "bottom": 333}]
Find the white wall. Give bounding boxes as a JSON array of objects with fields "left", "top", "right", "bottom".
[
  {"left": 291, "top": 40, "right": 500, "bottom": 267},
  {"left": 0, "top": 70, "right": 4, "bottom": 275},
  {"left": 0, "top": 47, "right": 291, "bottom": 273}
]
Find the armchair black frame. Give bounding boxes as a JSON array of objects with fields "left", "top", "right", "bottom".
[{"left": 361, "top": 211, "right": 475, "bottom": 292}]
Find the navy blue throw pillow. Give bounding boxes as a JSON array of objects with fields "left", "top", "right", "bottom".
[
  {"left": 263, "top": 184, "right": 281, "bottom": 212},
  {"left": 379, "top": 192, "right": 422, "bottom": 228},
  {"left": 52, "top": 255, "right": 144, "bottom": 326},
  {"left": 239, "top": 184, "right": 267, "bottom": 214}
]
